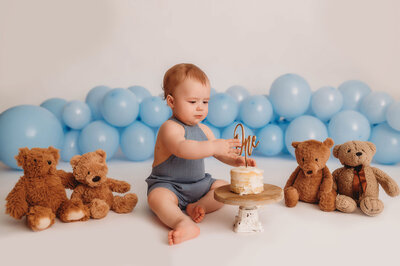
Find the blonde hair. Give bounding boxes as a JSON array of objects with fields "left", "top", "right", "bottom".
[{"left": 162, "top": 63, "right": 209, "bottom": 99}]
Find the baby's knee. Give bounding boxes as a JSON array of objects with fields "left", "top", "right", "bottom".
[
  {"left": 211, "top": 179, "right": 228, "bottom": 189},
  {"left": 147, "top": 187, "right": 178, "bottom": 207}
]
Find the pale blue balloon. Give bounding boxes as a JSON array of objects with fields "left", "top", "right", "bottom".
[
  {"left": 311, "top": 86, "right": 343, "bottom": 122},
  {"left": 121, "top": 121, "right": 155, "bottom": 161},
  {"left": 210, "top": 87, "right": 217, "bottom": 96},
  {"left": 62, "top": 100, "right": 92, "bottom": 130},
  {"left": 359, "top": 91, "right": 393, "bottom": 124},
  {"left": 101, "top": 88, "right": 139, "bottom": 127},
  {"left": 328, "top": 110, "right": 370, "bottom": 145},
  {"left": 386, "top": 101, "right": 400, "bottom": 131},
  {"left": 285, "top": 115, "right": 328, "bottom": 157},
  {"left": 338, "top": 80, "right": 371, "bottom": 110},
  {"left": 369, "top": 123, "right": 400, "bottom": 164},
  {"left": 0, "top": 105, "right": 64, "bottom": 169},
  {"left": 202, "top": 120, "right": 221, "bottom": 139},
  {"left": 207, "top": 93, "right": 239, "bottom": 127},
  {"left": 256, "top": 124, "right": 284, "bottom": 156},
  {"left": 85, "top": 85, "right": 110, "bottom": 120},
  {"left": 269, "top": 73, "right": 312, "bottom": 119},
  {"left": 277, "top": 121, "right": 290, "bottom": 154},
  {"left": 239, "top": 95, "right": 273, "bottom": 129},
  {"left": 139, "top": 96, "right": 171, "bottom": 128},
  {"left": 128, "top": 85, "right": 152, "bottom": 104},
  {"left": 221, "top": 121, "right": 254, "bottom": 141},
  {"left": 226, "top": 85, "right": 250, "bottom": 103},
  {"left": 78, "top": 121, "right": 119, "bottom": 160},
  {"left": 40, "top": 98, "right": 67, "bottom": 129},
  {"left": 60, "top": 130, "right": 81, "bottom": 162}
]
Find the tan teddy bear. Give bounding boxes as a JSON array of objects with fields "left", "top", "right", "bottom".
[
  {"left": 284, "top": 138, "right": 336, "bottom": 211},
  {"left": 70, "top": 149, "right": 138, "bottom": 219},
  {"left": 332, "top": 140, "right": 399, "bottom": 216}
]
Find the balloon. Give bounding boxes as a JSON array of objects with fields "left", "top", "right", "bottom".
[
  {"left": 338, "top": 80, "right": 371, "bottom": 110},
  {"left": 0, "top": 105, "right": 64, "bottom": 169},
  {"left": 121, "top": 121, "right": 155, "bottom": 161},
  {"left": 269, "top": 73, "right": 312, "bottom": 119},
  {"left": 285, "top": 115, "right": 328, "bottom": 157},
  {"left": 226, "top": 85, "right": 250, "bottom": 103},
  {"left": 139, "top": 96, "right": 171, "bottom": 128},
  {"left": 221, "top": 121, "right": 254, "bottom": 140},
  {"left": 328, "top": 110, "right": 370, "bottom": 145},
  {"left": 101, "top": 88, "right": 139, "bottom": 127},
  {"left": 386, "top": 101, "right": 400, "bottom": 131},
  {"left": 207, "top": 93, "right": 239, "bottom": 127},
  {"left": 62, "top": 100, "right": 92, "bottom": 130},
  {"left": 369, "top": 123, "right": 400, "bottom": 164},
  {"left": 359, "top": 92, "right": 393, "bottom": 124},
  {"left": 128, "top": 85, "right": 152, "bottom": 104},
  {"left": 40, "top": 98, "right": 68, "bottom": 130},
  {"left": 256, "top": 124, "right": 284, "bottom": 156},
  {"left": 78, "top": 121, "right": 119, "bottom": 160},
  {"left": 311, "top": 86, "right": 343, "bottom": 122},
  {"left": 277, "top": 121, "right": 290, "bottom": 154},
  {"left": 210, "top": 87, "right": 217, "bottom": 96},
  {"left": 239, "top": 95, "right": 273, "bottom": 129},
  {"left": 85, "top": 85, "right": 110, "bottom": 120},
  {"left": 202, "top": 120, "right": 221, "bottom": 139},
  {"left": 60, "top": 130, "right": 80, "bottom": 162}
]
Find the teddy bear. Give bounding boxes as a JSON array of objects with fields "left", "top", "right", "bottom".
[
  {"left": 284, "top": 138, "right": 336, "bottom": 211},
  {"left": 5, "top": 147, "right": 88, "bottom": 231},
  {"left": 69, "top": 149, "right": 138, "bottom": 219},
  {"left": 332, "top": 140, "right": 399, "bottom": 216}
]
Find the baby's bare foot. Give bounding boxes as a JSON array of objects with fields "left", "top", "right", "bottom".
[
  {"left": 168, "top": 219, "right": 200, "bottom": 245},
  {"left": 186, "top": 203, "right": 205, "bottom": 223}
]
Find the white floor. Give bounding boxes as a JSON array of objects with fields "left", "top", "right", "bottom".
[{"left": 0, "top": 155, "right": 399, "bottom": 266}]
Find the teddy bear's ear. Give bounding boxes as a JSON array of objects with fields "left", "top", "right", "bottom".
[
  {"left": 323, "top": 138, "right": 334, "bottom": 148},
  {"left": 365, "top": 141, "right": 376, "bottom": 154},
  {"left": 15, "top": 147, "right": 29, "bottom": 167},
  {"left": 70, "top": 155, "right": 82, "bottom": 168},
  {"left": 332, "top": 145, "right": 341, "bottom": 158},
  {"left": 95, "top": 149, "right": 107, "bottom": 161},
  {"left": 292, "top": 142, "right": 300, "bottom": 149},
  {"left": 48, "top": 146, "right": 60, "bottom": 164}
]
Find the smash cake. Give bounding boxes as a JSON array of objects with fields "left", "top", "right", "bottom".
[{"left": 230, "top": 166, "right": 264, "bottom": 195}]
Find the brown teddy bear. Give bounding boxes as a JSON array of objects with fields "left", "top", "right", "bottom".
[
  {"left": 284, "top": 138, "right": 336, "bottom": 211},
  {"left": 5, "top": 147, "right": 88, "bottom": 231},
  {"left": 332, "top": 140, "right": 399, "bottom": 216},
  {"left": 70, "top": 149, "right": 138, "bottom": 219}
]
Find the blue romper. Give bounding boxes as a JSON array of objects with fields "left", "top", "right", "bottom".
[{"left": 146, "top": 117, "right": 216, "bottom": 210}]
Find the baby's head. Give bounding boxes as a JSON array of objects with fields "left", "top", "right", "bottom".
[{"left": 163, "top": 63, "right": 211, "bottom": 125}]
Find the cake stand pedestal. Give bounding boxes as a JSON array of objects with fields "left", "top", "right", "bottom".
[{"left": 214, "top": 184, "right": 283, "bottom": 233}]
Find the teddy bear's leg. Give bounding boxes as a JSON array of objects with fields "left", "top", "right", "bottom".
[
  {"left": 111, "top": 193, "right": 138, "bottom": 213},
  {"left": 336, "top": 195, "right": 357, "bottom": 213},
  {"left": 88, "top": 199, "right": 110, "bottom": 219},
  {"left": 318, "top": 190, "right": 337, "bottom": 212},
  {"left": 284, "top": 186, "right": 299, "bottom": 208},
  {"left": 26, "top": 206, "right": 56, "bottom": 231},
  {"left": 360, "top": 197, "right": 384, "bottom": 216},
  {"left": 58, "top": 199, "right": 89, "bottom": 222}
]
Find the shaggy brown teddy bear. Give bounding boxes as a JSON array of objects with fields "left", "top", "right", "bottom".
[
  {"left": 70, "top": 149, "right": 138, "bottom": 219},
  {"left": 333, "top": 140, "right": 399, "bottom": 216},
  {"left": 284, "top": 138, "right": 336, "bottom": 211},
  {"left": 5, "top": 147, "right": 88, "bottom": 231}
]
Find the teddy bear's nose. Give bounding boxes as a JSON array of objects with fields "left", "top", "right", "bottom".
[
  {"left": 356, "top": 152, "right": 362, "bottom": 157},
  {"left": 92, "top": 176, "right": 101, "bottom": 182},
  {"left": 307, "top": 170, "right": 313, "bottom": 175}
]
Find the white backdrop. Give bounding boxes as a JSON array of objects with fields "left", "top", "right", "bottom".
[{"left": 1, "top": 0, "right": 399, "bottom": 112}]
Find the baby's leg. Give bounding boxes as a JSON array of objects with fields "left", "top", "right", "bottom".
[
  {"left": 187, "top": 179, "right": 228, "bottom": 223},
  {"left": 147, "top": 187, "right": 199, "bottom": 245}
]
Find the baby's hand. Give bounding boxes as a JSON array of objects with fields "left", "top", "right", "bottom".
[
  {"left": 212, "top": 138, "right": 241, "bottom": 157},
  {"left": 235, "top": 156, "right": 257, "bottom": 167}
]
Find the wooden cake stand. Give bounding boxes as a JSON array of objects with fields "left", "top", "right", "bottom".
[{"left": 214, "top": 184, "right": 283, "bottom": 233}]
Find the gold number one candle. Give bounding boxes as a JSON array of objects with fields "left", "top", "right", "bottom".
[{"left": 233, "top": 123, "right": 259, "bottom": 167}]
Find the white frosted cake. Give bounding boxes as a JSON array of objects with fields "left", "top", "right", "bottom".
[{"left": 230, "top": 166, "right": 264, "bottom": 195}]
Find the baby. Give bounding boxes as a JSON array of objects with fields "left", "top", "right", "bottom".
[{"left": 146, "top": 63, "right": 256, "bottom": 245}]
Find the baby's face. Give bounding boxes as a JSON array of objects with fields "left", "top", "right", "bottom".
[{"left": 170, "top": 78, "right": 210, "bottom": 126}]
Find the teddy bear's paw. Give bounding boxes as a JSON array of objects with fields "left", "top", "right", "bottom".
[
  {"left": 284, "top": 187, "right": 299, "bottom": 208},
  {"left": 67, "top": 210, "right": 85, "bottom": 221},
  {"left": 27, "top": 206, "right": 55, "bottom": 231},
  {"left": 360, "top": 197, "right": 384, "bottom": 216},
  {"left": 112, "top": 194, "right": 138, "bottom": 213},
  {"left": 89, "top": 199, "right": 110, "bottom": 219},
  {"left": 319, "top": 192, "right": 336, "bottom": 212},
  {"left": 336, "top": 195, "right": 357, "bottom": 213}
]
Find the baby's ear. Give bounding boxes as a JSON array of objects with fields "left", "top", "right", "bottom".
[
  {"left": 48, "top": 146, "right": 60, "bottom": 164},
  {"left": 15, "top": 147, "right": 29, "bottom": 167},
  {"left": 332, "top": 145, "right": 341, "bottom": 158},
  {"left": 323, "top": 138, "right": 334, "bottom": 149},
  {"left": 166, "top": 94, "right": 174, "bottom": 108},
  {"left": 70, "top": 155, "right": 82, "bottom": 168},
  {"left": 292, "top": 142, "right": 300, "bottom": 149},
  {"left": 365, "top": 141, "right": 376, "bottom": 154}
]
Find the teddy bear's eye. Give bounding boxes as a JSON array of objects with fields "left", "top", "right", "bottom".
[
  {"left": 33, "top": 159, "right": 37, "bottom": 163},
  {"left": 88, "top": 171, "right": 90, "bottom": 175},
  {"left": 47, "top": 160, "right": 52, "bottom": 165},
  {"left": 347, "top": 149, "right": 351, "bottom": 153},
  {"left": 302, "top": 158, "right": 304, "bottom": 162},
  {"left": 315, "top": 158, "right": 318, "bottom": 162}
]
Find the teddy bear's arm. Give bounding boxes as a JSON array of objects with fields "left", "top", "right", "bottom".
[
  {"left": 106, "top": 178, "right": 131, "bottom": 193},
  {"left": 332, "top": 168, "right": 344, "bottom": 191},
  {"left": 371, "top": 167, "right": 400, "bottom": 197},
  {"left": 5, "top": 178, "right": 29, "bottom": 219},
  {"left": 56, "top": 169, "right": 79, "bottom": 189},
  {"left": 320, "top": 166, "right": 334, "bottom": 193},
  {"left": 71, "top": 185, "right": 85, "bottom": 201},
  {"left": 285, "top": 166, "right": 301, "bottom": 189}
]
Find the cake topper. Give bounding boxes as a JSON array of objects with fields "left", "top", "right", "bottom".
[{"left": 233, "top": 123, "right": 259, "bottom": 167}]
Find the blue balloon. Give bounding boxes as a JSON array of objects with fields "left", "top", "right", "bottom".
[
  {"left": 386, "top": 101, "right": 400, "bottom": 131},
  {"left": 226, "top": 85, "right": 250, "bottom": 103},
  {"left": 277, "top": 121, "right": 290, "bottom": 154},
  {"left": 210, "top": 87, "right": 217, "bottom": 96},
  {"left": 285, "top": 115, "right": 328, "bottom": 157},
  {"left": 269, "top": 73, "right": 312, "bottom": 119},
  {"left": 369, "top": 123, "right": 400, "bottom": 164},
  {"left": 202, "top": 120, "right": 221, "bottom": 139},
  {"left": 311, "top": 86, "right": 343, "bottom": 122},
  {"left": 328, "top": 110, "right": 370, "bottom": 145},
  {"left": 101, "top": 88, "right": 139, "bottom": 127},
  {"left": 121, "top": 121, "right": 155, "bottom": 161},
  {"left": 128, "top": 85, "right": 152, "bottom": 104},
  {"left": 338, "top": 80, "right": 371, "bottom": 110},
  {"left": 62, "top": 100, "right": 92, "bottom": 130},
  {"left": 85, "top": 85, "right": 110, "bottom": 120},
  {"left": 207, "top": 93, "right": 239, "bottom": 127},
  {"left": 0, "top": 105, "right": 64, "bottom": 169},
  {"left": 256, "top": 124, "right": 284, "bottom": 156},
  {"left": 60, "top": 130, "right": 81, "bottom": 162},
  {"left": 359, "top": 92, "right": 393, "bottom": 124},
  {"left": 221, "top": 121, "right": 254, "bottom": 140},
  {"left": 139, "top": 96, "right": 171, "bottom": 128},
  {"left": 78, "top": 121, "right": 119, "bottom": 160},
  {"left": 239, "top": 95, "right": 273, "bottom": 129},
  {"left": 40, "top": 98, "right": 68, "bottom": 130}
]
